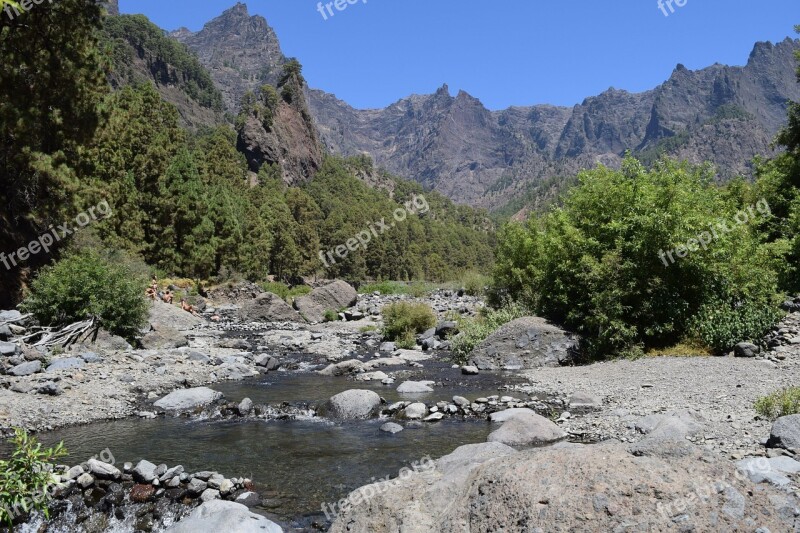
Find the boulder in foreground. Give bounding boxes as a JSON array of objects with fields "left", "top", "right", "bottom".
[
  {"left": 166, "top": 500, "right": 283, "bottom": 533},
  {"left": 322, "top": 389, "right": 381, "bottom": 419}
]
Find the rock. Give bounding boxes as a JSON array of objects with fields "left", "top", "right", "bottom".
[
  {"left": 87, "top": 459, "right": 121, "bottom": 480},
  {"left": 79, "top": 352, "right": 103, "bottom": 363},
  {"left": 130, "top": 483, "right": 155, "bottom": 503},
  {"left": 379, "top": 342, "right": 396, "bottom": 353},
  {"left": 219, "top": 479, "right": 234, "bottom": 495},
  {"left": 239, "top": 292, "right": 304, "bottom": 323},
  {"left": 237, "top": 398, "right": 253, "bottom": 416},
  {"left": 380, "top": 422, "right": 404, "bottom": 434},
  {"left": 187, "top": 352, "right": 211, "bottom": 364},
  {"left": 148, "top": 300, "right": 204, "bottom": 331},
  {"left": 166, "top": 500, "right": 283, "bottom": 533},
  {"left": 397, "top": 381, "right": 434, "bottom": 394},
  {"left": 424, "top": 412, "right": 444, "bottom": 422},
  {"left": 567, "top": 392, "right": 603, "bottom": 410},
  {"left": 453, "top": 396, "right": 470, "bottom": 407},
  {"left": 355, "top": 371, "right": 389, "bottom": 382},
  {"left": 0, "top": 325, "right": 11, "bottom": 341},
  {"left": 328, "top": 442, "right": 792, "bottom": 533},
  {"left": 235, "top": 491, "right": 261, "bottom": 507},
  {"left": 344, "top": 310, "right": 365, "bottom": 321},
  {"left": 487, "top": 411, "right": 567, "bottom": 446},
  {"left": 435, "top": 321, "right": 458, "bottom": 338},
  {"left": 323, "top": 389, "right": 381, "bottom": 419},
  {"left": 140, "top": 326, "right": 189, "bottom": 350},
  {"left": 160, "top": 465, "right": 184, "bottom": 482},
  {"left": 186, "top": 478, "right": 208, "bottom": 496},
  {"left": 468, "top": 316, "right": 579, "bottom": 370},
  {"left": 0, "top": 310, "right": 22, "bottom": 322},
  {"left": 200, "top": 488, "right": 220, "bottom": 502},
  {"left": 767, "top": 414, "right": 800, "bottom": 452},
  {"left": 734, "top": 342, "right": 760, "bottom": 358},
  {"left": 294, "top": 281, "right": 358, "bottom": 323},
  {"left": 0, "top": 341, "right": 18, "bottom": 356},
  {"left": 489, "top": 408, "right": 536, "bottom": 423},
  {"left": 132, "top": 460, "right": 158, "bottom": 483},
  {"left": 461, "top": 365, "right": 479, "bottom": 375},
  {"left": 8, "top": 360, "right": 41, "bottom": 376},
  {"left": 254, "top": 354, "right": 280, "bottom": 370},
  {"left": 65, "top": 465, "right": 84, "bottom": 480},
  {"left": 154, "top": 387, "right": 224, "bottom": 412},
  {"left": 737, "top": 456, "right": 800, "bottom": 488},
  {"left": 37, "top": 382, "right": 61, "bottom": 396},
  {"left": 77, "top": 473, "right": 95, "bottom": 489},
  {"left": 46, "top": 357, "right": 86, "bottom": 372},
  {"left": 400, "top": 402, "right": 428, "bottom": 420}
]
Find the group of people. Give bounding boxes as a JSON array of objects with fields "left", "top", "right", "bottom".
[{"left": 145, "top": 278, "right": 199, "bottom": 316}]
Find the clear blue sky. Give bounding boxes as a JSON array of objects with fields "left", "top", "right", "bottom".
[{"left": 120, "top": 0, "right": 800, "bottom": 111}]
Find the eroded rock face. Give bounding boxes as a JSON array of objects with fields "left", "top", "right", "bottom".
[
  {"left": 294, "top": 281, "right": 358, "bottom": 323},
  {"left": 469, "top": 316, "right": 579, "bottom": 370},
  {"left": 329, "top": 442, "right": 796, "bottom": 533}
]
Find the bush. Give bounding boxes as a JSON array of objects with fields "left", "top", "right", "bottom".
[
  {"left": 0, "top": 428, "right": 66, "bottom": 526},
  {"left": 21, "top": 251, "right": 149, "bottom": 340},
  {"left": 460, "top": 270, "right": 491, "bottom": 297},
  {"left": 492, "top": 157, "right": 783, "bottom": 357},
  {"left": 755, "top": 388, "right": 800, "bottom": 420},
  {"left": 323, "top": 309, "right": 339, "bottom": 322},
  {"left": 382, "top": 302, "right": 436, "bottom": 348},
  {"left": 261, "top": 281, "right": 312, "bottom": 303},
  {"left": 450, "top": 303, "right": 527, "bottom": 363}
]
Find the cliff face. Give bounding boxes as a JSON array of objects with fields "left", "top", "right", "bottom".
[
  {"left": 170, "top": 2, "right": 286, "bottom": 115},
  {"left": 169, "top": 4, "right": 800, "bottom": 210}
]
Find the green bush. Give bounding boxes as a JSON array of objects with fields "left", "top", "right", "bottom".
[
  {"left": 492, "top": 157, "right": 783, "bottom": 357},
  {"left": 260, "top": 281, "right": 312, "bottom": 303},
  {"left": 382, "top": 302, "right": 436, "bottom": 348},
  {"left": 450, "top": 303, "right": 527, "bottom": 363},
  {"left": 0, "top": 428, "right": 66, "bottom": 526},
  {"left": 21, "top": 251, "right": 149, "bottom": 340},
  {"left": 460, "top": 270, "right": 491, "bottom": 297},
  {"left": 755, "top": 388, "right": 800, "bottom": 420},
  {"left": 323, "top": 309, "right": 340, "bottom": 322}
]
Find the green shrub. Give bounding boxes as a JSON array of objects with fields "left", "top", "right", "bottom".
[
  {"left": 460, "top": 270, "right": 491, "bottom": 297},
  {"left": 755, "top": 388, "right": 800, "bottom": 420},
  {"left": 689, "top": 299, "right": 784, "bottom": 353},
  {"left": 382, "top": 302, "right": 436, "bottom": 348},
  {"left": 0, "top": 428, "right": 66, "bottom": 526},
  {"left": 492, "top": 157, "right": 783, "bottom": 357},
  {"left": 21, "top": 251, "right": 149, "bottom": 340},
  {"left": 450, "top": 303, "right": 527, "bottom": 363},
  {"left": 261, "top": 281, "right": 312, "bottom": 303},
  {"left": 323, "top": 309, "right": 340, "bottom": 322}
]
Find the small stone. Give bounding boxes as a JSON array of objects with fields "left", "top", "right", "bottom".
[
  {"left": 200, "top": 488, "right": 220, "bottom": 502},
  {"left": 380, "top": 422, "right": 404, "bottom": 434},
  {"left": 461, "top": 366, "right": 479, "bottom": 375}
]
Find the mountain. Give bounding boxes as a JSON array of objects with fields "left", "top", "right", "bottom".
[{"left": 169, "top": 4, "right": 800, "bottom": 210}]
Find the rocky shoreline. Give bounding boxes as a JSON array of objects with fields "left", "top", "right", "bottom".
[{"left": 1, "top": 283, "right": 799, "bottom": 531}]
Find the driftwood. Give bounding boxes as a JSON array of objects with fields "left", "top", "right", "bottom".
[{"left": 25, "top": 317, "right": 98, "bottom": 350}]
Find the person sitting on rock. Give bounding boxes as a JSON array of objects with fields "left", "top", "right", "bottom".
[
  {"left": 162, "top": 290, "right": 174, "bottom": 305},
  {"left": 181, "top": 299, "right": 199, "bottom": 316}
]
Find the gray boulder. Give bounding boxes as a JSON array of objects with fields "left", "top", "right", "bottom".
[
  {"left": 132, "top": 460, "right": 158, "bottom": 483},
  {"left": 46, "top": 357, "right": 86, "bottom": 372},
  {"left": 140, "top": 326, "right": 188, "bottom": 350},
  {"left": 239, "top": 293, "right": 304, "bottom": 323},
  {"left": 323, "top": 389, "right": 381, "bottom": 419},
  {"left": 294, "top": 281, "right": 358, "bottom": 323},
  {"left": 380, "top": 422, "right": 404, "bottom": 434},
  {"left": 166, "top": 500, "right": 283, "bottom": 533},
  {"left": 767, "top": 414, "right": 800, "bottom": 452},
  {"left": 397, "top": 381, "right": 434, "bottom": 394},
  {"left": 734, "top": 342, "right": 760, "bottom": 358},
  {"left": 154, "top": 387, "right": 224, "bottom": 412},
  {"left": 8, "top": 360, "right": 41, "bottom": 376},
  {"left": 487, "top": 411, "right": 567, "bottom": 446},
  {"left": 400, "top": 402, "right": 428, "bottom": 420},
  {"left": 0, "top": 341, "right": 19, "bottom": 356},
  {"left": 87, "top": 458, "right": 121, "bottom": 480},
  {"left": 148, "top": 300, "right": 203, "bottom": 331},
  {"left": 468, "top": 317, "right": 579, "bottom": 370}
]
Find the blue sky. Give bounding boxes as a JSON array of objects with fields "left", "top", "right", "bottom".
[{"left": 120, "top": 0, "right": 800, "bottom": 111}]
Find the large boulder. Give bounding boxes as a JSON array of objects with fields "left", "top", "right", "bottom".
[
  {"left": 468, "top": 316, "right": 579, "bottom": 370},
  {"left": 767, "top": 414, "right": 800, "bottom": 453},
  {"left": 329, "top": 442, "right": 794, "bottom": 533},
  {"left": 487, "top": 410, "right": 567, "bottom": 446},
  {"left": 294, "top": 281, "right": 357, "bottom": 323},
  {"left": 166, "top": 500, "right": 282, "bottom": 533},
  {"left": 322, "top": 389, "right": 381, "bottom": 419},
  {"left": 149, "top": 300, "right": 203, "bottom": 331},
  {"left": 153, "top": 387, "right": 223, "bottom": 412},
  {"left": 140, "top": 326, "right": 188, "bottom": 350},
  {"left": 239, "top": 293, "right": 304, "bottom": 323},
  {"left": 8, "top": 360, "right": 41, "bottom": 376}
]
